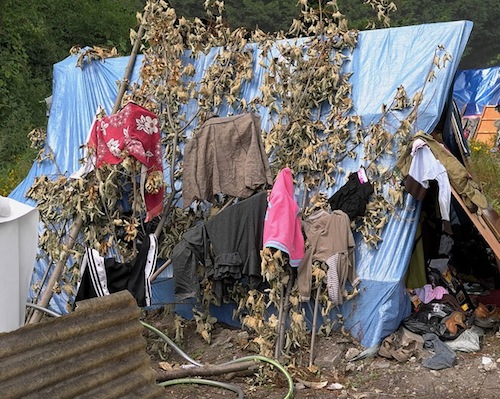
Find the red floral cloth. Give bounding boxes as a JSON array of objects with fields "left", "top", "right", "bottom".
[{"left": 88, "top": 102, "right": 164, "bottom": 222}]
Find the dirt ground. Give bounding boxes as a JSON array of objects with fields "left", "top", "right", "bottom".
[{"left": 141, "top": 308, "right": 500, "bottom": 399}]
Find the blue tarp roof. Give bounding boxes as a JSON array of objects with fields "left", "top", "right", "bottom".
[
  {"left": 453, "top": 66, "right": 500, "bottom": 116},
  {"left": 10, "top": 20, "right": 472, "bottom": 348}
]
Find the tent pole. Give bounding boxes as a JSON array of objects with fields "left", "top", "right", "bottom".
[{"left": 27, "top": 10, "right": 149, "bottom": 324}]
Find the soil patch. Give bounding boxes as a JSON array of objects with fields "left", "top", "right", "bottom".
[{"left": 141, "top": 308, "right": 500, "bottom": 399}]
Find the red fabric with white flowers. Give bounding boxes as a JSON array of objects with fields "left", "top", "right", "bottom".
[{"left": 88, "top": 102, "right": 164, "bottom": 221}]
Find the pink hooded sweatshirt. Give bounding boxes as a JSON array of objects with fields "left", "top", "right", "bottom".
[{"left": 263, "top": 167, "right": 305, "bottom": 267}]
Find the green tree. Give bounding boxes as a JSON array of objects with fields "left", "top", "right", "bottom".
[
  {"left": 170, "top": 0, "right": 300, "bottom": 33},
  {"left": 0, "top": 0, "right": 144, "bottom": 195},
  {"left": 0, "top": 1, "right": 45, "bottom": 171},
  {"left": 171, "top": 0, "right": 499, "bottom": 68},
  {"left": 2, "top": 0, "right": 499, "bottom": 196},
  {"left": 388, "top": 0, "right": 500, "bottom": 68}
]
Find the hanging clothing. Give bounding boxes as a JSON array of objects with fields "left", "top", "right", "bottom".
[
  {"left": 204, "top": 191, "right": 268, "bottom": 301},
  {"left": 263, "top": 167, "right": 304, "bottom": 267},
  {"left": 172, "top": 192, "right": 268, "bottom": 302},
  {"left": 86, "top": 102, "right": 164, "bottom": 222},
  {"left": 297, "top": 209, "right": 359, "bottom": 303},
  {"left": 328, "top": 172, "right": 374, "bottom": 220},
  {"left": 396, "top": 132, "right": 487, "bottom": 212},
  {"left": 172, "top": 223, "right": 207, "bottom": 301},
  {"left": 75, "top": 234, "right": 157, "bottom": 307},
  {"left": 404, "top": 223, "right": 427, "bottom": 289},
  {"left": 406, "top": 138, "right": 451, "bottom": 221},
  {"left": 182, "top": 113, "right": 273, "bottom": 207}
]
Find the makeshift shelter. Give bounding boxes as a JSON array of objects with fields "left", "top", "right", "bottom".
[
  {"left": 453, "top": 66, "right": 500, "bottom": 117},
  {"left": 10, "top": 20, "right": 478, "bottom": 349},
  {"left": 453, "top": 66, "right": 500, "bottom": 146}
]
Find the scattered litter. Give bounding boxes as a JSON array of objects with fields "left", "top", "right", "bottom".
[
  {"left": 327, "top": 382, "right": 345, "bottom": 390},
  {"left": 345, "top": 347, "right": 361, "bottom": 361},
  {"left": 296, "top": 378, "right": 329, "bottom": 389},
  {"left": 295, "top": 382, "right": 306, "bottom": 390},
  {"left": 480, "top": 356, "right": 498, "bottom": 371}
]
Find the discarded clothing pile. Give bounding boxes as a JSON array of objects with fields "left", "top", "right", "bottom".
[{"left": 385, "top": 257, "right": 500, "bottom": 370}]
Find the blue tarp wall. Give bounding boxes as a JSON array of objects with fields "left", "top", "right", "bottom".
[
  {"left": 453, "top": 66, "right": 500, "bottom": 116},
  {"left": 10, "top": 21, "right": 472, "bottom": 348}
]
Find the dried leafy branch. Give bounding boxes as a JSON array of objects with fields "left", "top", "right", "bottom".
[{"left": 26, "top": 0, "right": 452, "bottom": 357}]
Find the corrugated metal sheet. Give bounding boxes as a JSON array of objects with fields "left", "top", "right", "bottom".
[{"left": 0, "top": 291, "right": 165, "bottom": 399}]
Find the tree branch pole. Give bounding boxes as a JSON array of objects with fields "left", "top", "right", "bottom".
[
  {"left": 276, "top": 271, "right": 294, "bottom": 361},
  {"left": 274, "top": 282, "right": 286, "bottom": 359},
  {"left": 156, "top": 361, "right": 257, "bottom": 382},
  {"left": 28, "top": 11, "right": 148, "bottom": 324},
  {"left": 28, "top": 216, "right": 84, "bottom": 324},
  {"left": 309, "top": 281, "right": 322, "bottom": 368}
]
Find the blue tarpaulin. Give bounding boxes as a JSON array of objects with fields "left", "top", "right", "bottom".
[
  {"left": 10, "top": 20, "right": 472, "bottom": 348},
  {"left": 453, "top": 66, "right": 500, "bottom": 116}
]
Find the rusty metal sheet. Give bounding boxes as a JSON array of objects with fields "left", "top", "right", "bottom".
[{"left": 0, "top": 291, "right": 165, "bottom": 399}]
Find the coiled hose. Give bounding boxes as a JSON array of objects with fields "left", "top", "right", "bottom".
[
  {"left": 141, "top": 321, "right": 294, "bottom": 399},
  {"left": 26, "top": 305, "right": 294, "bottom": 398}
]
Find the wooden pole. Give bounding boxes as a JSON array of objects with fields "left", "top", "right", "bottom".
[
  {"left": 28, "top": 10, "right": 149, "bottom": 324},
  {"left": 156, "top": 361, "right": 257, "bottom": 382},
  {"left": 309, "top": 282, "right": 322, "bottom": 368},
  {"left": 276, "top": 271, "right": 294, "bottom": 361},
  {"left": 274, "top": 282, "right": 285, "bottom": 359},
  {"left": 150, "top": 259, "right": 172, "bottom": 283},
  {"left": 28, "top": 217, "right": 84, "bottom": 323},
  {"left": 111, "top": 16, "right": 147, "bottom": 115}
]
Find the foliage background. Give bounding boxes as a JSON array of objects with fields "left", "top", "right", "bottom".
[{"left": 1, "top": 0, "right": 499, "bottom": 197}]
